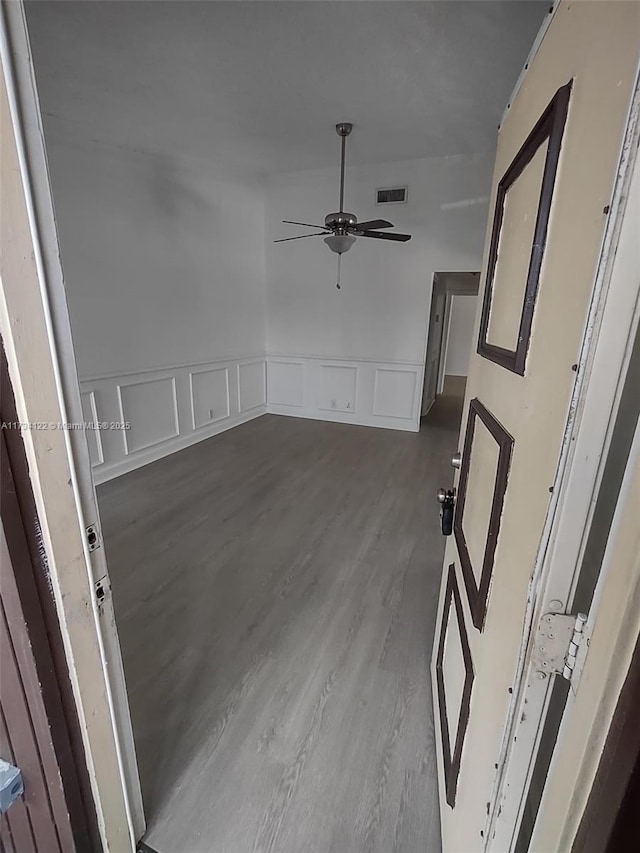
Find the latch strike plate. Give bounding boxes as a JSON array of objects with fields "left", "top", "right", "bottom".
[
  {"left": 86, "top": 523, "right": 101, "bottom": 552},
  {"left": 94, "top": 575, "right": 111, "bottom": 610},
  {"left": 532, "top": 612, "right": 588, "bottom": 682}
]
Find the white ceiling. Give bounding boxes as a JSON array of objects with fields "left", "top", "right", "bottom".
[{"left": 26, "top": 0, "right": 549, "bottom": 178}]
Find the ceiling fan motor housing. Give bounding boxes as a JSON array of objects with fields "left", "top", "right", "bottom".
[{"left": 324, "top": 211, "right": 357, "bottom": 232}]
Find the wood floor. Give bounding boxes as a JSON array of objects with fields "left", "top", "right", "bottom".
[{"left": 98, "top": 395, "right": 462, "bottom": 853}]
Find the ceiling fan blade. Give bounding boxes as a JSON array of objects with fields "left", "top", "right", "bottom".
[
  {"left": 354, "top": 219, "right": 394, "bottom": 231},
  {"left": 274, "top": 232, "right": 328, "bottom": 243},
  {"left": 282, "top": 220, "right": 329, "bottom": 230},
  {"left": 359, "top": 230, "right": 412, "bottom": 242}
]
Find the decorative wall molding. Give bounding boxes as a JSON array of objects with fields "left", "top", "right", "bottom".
[
  {"left": 82, "top": 352, "right": 424, "bottom": 482},
  {"left": 81, "top": 356, "right": 267, "bottom": 484},
  {"left": 78, "top": 353, "right": 266, "bottom": 384},
  {"left": 237, "top": 360, "right": 267, "bottom": 413},
  {"left": 267, "top": 360, "right": 304, "bottom": 408},
  {"left": 117, "top": 376, "right": 179, "bottom": 455},
  {"left": 189, "top": 366, "right": 230, "bottom": 430},
  {"left": 318, "top": 364, "right": 358, "bottom": 414},
  {"left": 372, "top": 368, "right": 418, "bottom": 420},
  {"left": 267, "top": 351, "right": 425, "bottom": 367},
  {"left": 80, "top": 390, "right": 104, "bottom": 466},
  {"left": 266, "top": 354, "right": 423, "bottom": 432}
]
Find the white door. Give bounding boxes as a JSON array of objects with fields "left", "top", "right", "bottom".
[{"left": 431, "top": 3, "right": 640, "bottom": 850}]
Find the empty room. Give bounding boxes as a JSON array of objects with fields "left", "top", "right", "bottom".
[{"left": 2, "top": 2, "right": 640, "bottom": 853}]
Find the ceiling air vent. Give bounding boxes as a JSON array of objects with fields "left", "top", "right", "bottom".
[{"left": 376, "top": 186, "right": 408, "bottom": 205}]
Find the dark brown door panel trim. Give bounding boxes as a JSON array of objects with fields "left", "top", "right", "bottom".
[
  {"left": 454, "top": 398, "right": 514, "bottom": 631},
  {"left": 477, "top": 81, "right": 572, "bottom": 375}
]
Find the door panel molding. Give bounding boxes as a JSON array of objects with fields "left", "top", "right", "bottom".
[
  {"left": 478, "top": 82, "right": 572, "bottom": 375},
  {"left": 435, "top": 564, "right": 475, "bottom": 807},
  {"left": 454, "top": 399, "right": 514, "bottom": 630}
]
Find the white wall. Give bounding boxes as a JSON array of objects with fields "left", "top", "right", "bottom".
[
  {"left": 49, "top": 135, "right": 492, "bottom": 478},
  {"left": 444, "top": 294, "right": 478, "bottom": 377},
  {"left": 264, "top": 154, "right": 492, "bottom": 430},
  {"left": 45, "top": 129, "right": 267, "bottom": 481}
]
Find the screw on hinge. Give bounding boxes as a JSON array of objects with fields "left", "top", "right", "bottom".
[
  {"left": 572, "top": 363, "right": 578, "bottom": 372},
  {"left": 549, "top": 486, "right": 554, "bottom": 493},
  {"left": 603, "top": 204, "right": 610, "bottom": 214}
]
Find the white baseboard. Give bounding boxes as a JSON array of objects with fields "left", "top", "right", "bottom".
[
  {"left": 267, "top": 405, "right": 417, "bottom": 432},
  {"left": 266, "top": 354, "right": 423, "bottom": 433},
  {"left": 81, "top": 352, "right": 422, "bottom": 484},
  {"left": 80, "top": 355, "right": 267, "bottom": 483},
  {"left": 91, "top": 406, "right": 266, "bottom": 485}
]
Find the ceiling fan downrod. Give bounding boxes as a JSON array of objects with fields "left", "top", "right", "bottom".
[
  {"left": 323, "top": 122, "right": 357, "bottom": 256},
  {"left": 336, "top": 122, "right": 352, "bottom": 214}
]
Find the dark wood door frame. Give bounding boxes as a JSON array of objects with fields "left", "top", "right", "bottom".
[
  {"left": 1, "top": 343, "right": 99, "bottom": 851},
  {"left": 572, "top": 631, "right": 640, "bottom": 852}
]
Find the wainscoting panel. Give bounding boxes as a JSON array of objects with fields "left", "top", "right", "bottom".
[
  {"left": 266, "top": 355, "right": 423, "bottom": 432},
  {"left": 190, "top": 367, "right": 230, "bottom": 429},
  {"left": 267, "top": 361, "right": 304, "bottom": 408},
  {"left": 118, "top": 377, "right": 179, "bottom": 454},
  {"left": 373, "top": 368, "right": 418, "bottom": 420},
  {"left": 238, "top": 361, "right": 267, "bottom": 413},
  {"left": 318, "top": 364, "right": 358, "bottom": 414},
  {"left": 80, "top": 356, "right": 266, "bottom": 483}
]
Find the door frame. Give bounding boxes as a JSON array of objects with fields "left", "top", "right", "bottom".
[
  {"left": 436, "top": 289, "right": 452, "bottom": 395},
  {"left": 571, "top": 592, "right": 640, "bottom": 852},
  {"left": 438, "top": 283, "right": 480, "bottom": 393},
  {"left": 421, "top": 272, "right": 447, "bottom": 416},
  {"left": 484, "top": 60, "right": 640, "bottom": 851},
  {"left": 421, "top": 271, "right": 480, "bottom": 414},
  {"left": 1, "top": 349, "right": 98, "bottom": 851},
  {"left": 1, "top": 3, "right": 143, "bottom": 849}
]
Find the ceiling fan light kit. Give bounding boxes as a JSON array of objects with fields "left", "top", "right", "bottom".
[
  {"left": 275, "top": 122, "right": 412, "bottom": 288},
  {"left": 324, "top": 233, "right": 356, "bottom": 254}
]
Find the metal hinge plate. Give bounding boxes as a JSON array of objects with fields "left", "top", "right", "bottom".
[{"left": 531, "top": 612, "right": 588, "bottom": 682}]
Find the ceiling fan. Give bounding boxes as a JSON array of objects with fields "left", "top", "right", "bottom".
[{"left": 274, "top": 123, "right": 412, "bottom": 288}]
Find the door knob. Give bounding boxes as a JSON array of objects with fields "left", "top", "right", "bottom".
[
  {"left": 451, "top": 451, "right": 462, "bottom": 469},
  {"left": 437, "top": 488, "right": 455, "bottom": 536}
]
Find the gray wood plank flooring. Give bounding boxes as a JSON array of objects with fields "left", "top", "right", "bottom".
[{"left": 98, "top": 397, "right": 461, "bottom": 853}]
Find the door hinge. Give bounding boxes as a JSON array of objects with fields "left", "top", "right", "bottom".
[{"left": 531, "top": 612, "right": 588, "bottom": 683}]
